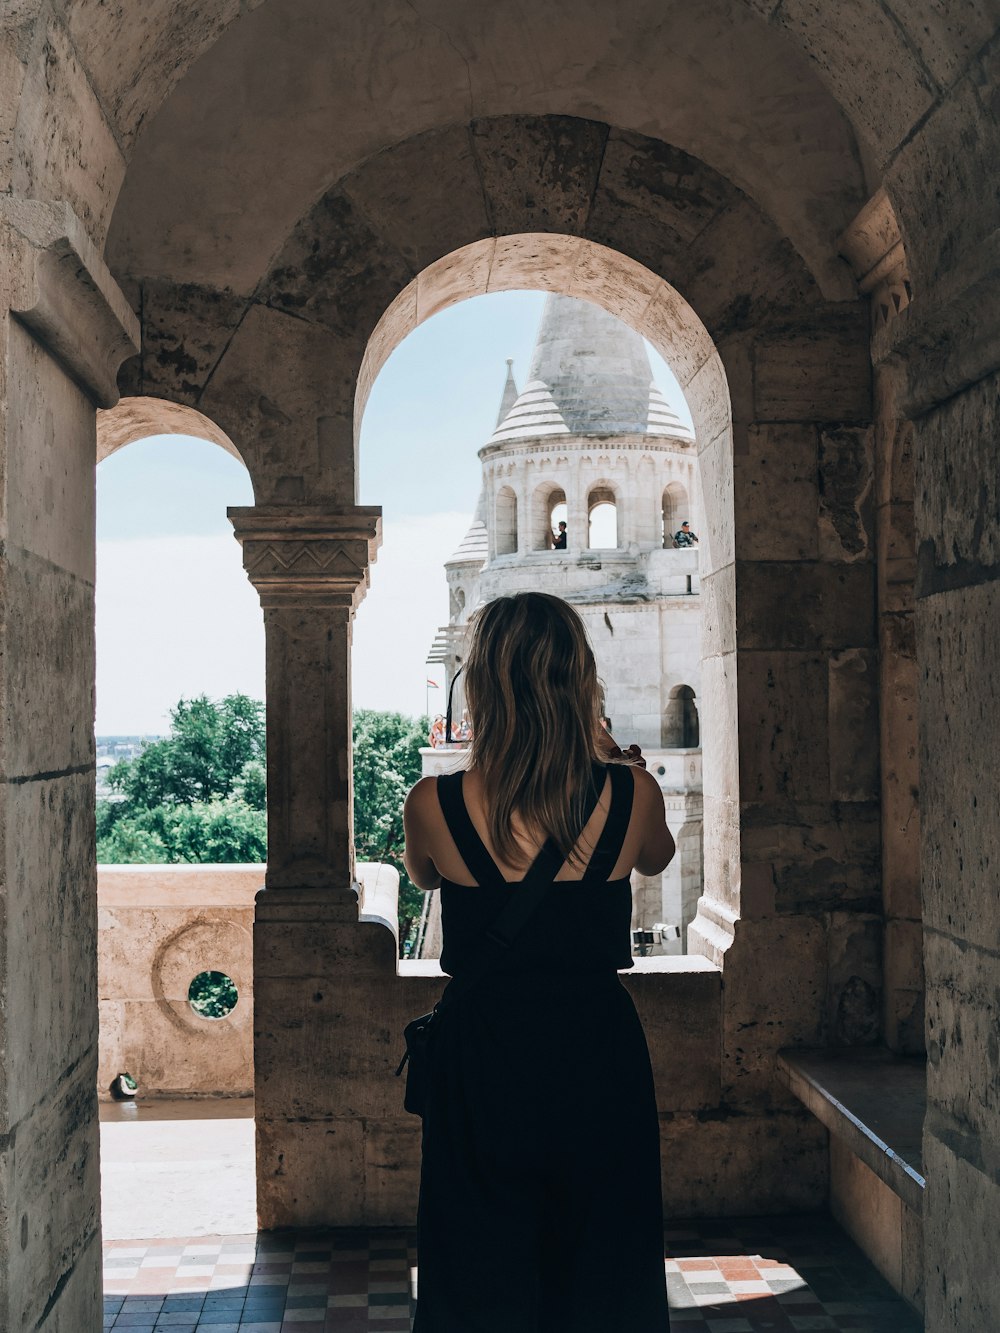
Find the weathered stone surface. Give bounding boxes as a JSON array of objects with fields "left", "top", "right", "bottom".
[
  {"left": 918, "top": 580, "right": 1000, "bottom": 953},
  {"left": 818, "top": 426, "right": 874, "bottom": 562},
  {"left": 737, "top": 651, "right": 830, "bottom": 802},
  {"left": 661, "top": 1106, "right": 827, "bottom": 1215},
  {"left": 753, "top": 316, "right": 872, "bottom": 423},
  {"left": 736, "top": 564, "right": 876, "bottom": 651},
  {"left": 923, "top": 1125, "right": 1000, "bottom": 1331},
  {"left": 828, "top": 648, "right": 879, "bottom": 801},
  {"left": 473, "top": 115, "right": 609, "bottom": 237},
  {"left": 130, "top": 278, "right": 248, "bottom": 404},
  {"left": 734, "top": 423, "right": 820, "bottom": 561},
  {"left": 826, "top": 911, "right": 882, "bottom": 1045}
]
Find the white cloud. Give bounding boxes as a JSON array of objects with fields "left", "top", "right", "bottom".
[
  {"left": 96, "top": 511, "right": 470, "bottom": 734},
  {"left": 353, "top": 511, "right": 470, "bottom": 718}
]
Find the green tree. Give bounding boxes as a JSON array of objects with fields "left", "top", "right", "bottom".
[
  {"left": 99, "top": 696, "right": 428, "bottom": 954},
  {"left": 352, "top": 709, "right": 428, "bottom": 951}
]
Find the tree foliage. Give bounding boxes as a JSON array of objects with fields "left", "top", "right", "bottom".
[
  {"left": 98, "top": 694, "right": 428, "bottom": 952},
  {"left": 97, "top": 693, "right": 267, "bottom": 863},
  {"left": 352, "top": 709, "right": 428, "bottom": 948}
]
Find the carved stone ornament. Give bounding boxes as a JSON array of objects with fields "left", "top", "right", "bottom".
[
  {"left": 228, "top": 505, "right": 382, "bottom": 610},
  {"left": 839, "top": 188, "right": 913, "bottom": 330},
  {"left": 1, "top": 197, "right": 140, "bottom": 408}
]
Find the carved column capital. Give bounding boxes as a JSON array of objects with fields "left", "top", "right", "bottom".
[{"left": 228, "top": 504, "right": 382, "bottom": 611}]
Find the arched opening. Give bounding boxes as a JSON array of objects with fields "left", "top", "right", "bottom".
[
  {"left": 495, "top": 486, "right": 518, "bottom": 555},
  {"left": 532, "top": 483, "right": 568, "bottom": 550},
  {"left": 94, "top": 400, "right": 261, "bottom": 1241},
  {"left": 663, "top": 685, "right": 700, "bottom": 748},
  {"left": 662, "top": 482, "right": 689, "bottom": 547},
  {"left": 587, "top": 486, "right": 620, "bottom": 549},
  {"left": 357, "top": 237, "right": 738, "bottom": 976}
]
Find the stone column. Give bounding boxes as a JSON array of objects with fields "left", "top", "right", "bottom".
[
  {"left": 229, "top": 504, "right": 390, "bottom": 1228},
  {"left": 0, "top": 198, "right": 138, "bottom": 1331},
  {"left": 566, "top": 456, "right": 588, "bottom": 554}
]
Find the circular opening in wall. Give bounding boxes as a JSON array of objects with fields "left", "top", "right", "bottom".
[
  {"left": 656, "top": 765, "right": 666, "bottom": 776},
  {"left": 188, "top": 971, "right": 239, "bottom": 1020}
]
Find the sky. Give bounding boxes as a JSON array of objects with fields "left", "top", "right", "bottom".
[{"left": 96, "top": 290, "right": 692, "bottom": 734}]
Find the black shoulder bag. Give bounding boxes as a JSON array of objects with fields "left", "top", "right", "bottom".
[{"left": 395, "top": 775, "right": 603, "bottom": 1118}]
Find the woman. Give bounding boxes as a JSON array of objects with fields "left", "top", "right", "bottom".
[{"left": 403, "top": 591, "right": 675, "bottom": 1332}]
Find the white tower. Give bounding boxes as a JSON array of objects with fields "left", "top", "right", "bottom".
[{"left": 421, "top": 296, "right": 704, "bottom": 958}]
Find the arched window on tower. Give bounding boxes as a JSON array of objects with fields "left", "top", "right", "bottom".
[
  {"left": 662, "top": 482, "right": 689, "bottom": 547},
  {"left": 662, "top": 684, "right": 700, "bottom": 748},
  {"left": 532, "top": 484, "right": 567, "bottom": 550},
  {"left": 588, "top": 486, "right": 619, "bottom": 549},
  {"left": 496, "top": 486, "right": 518, "bottom": 555},
  {"left": 450, "top": 586, "right": 466, "bottom": 621}
]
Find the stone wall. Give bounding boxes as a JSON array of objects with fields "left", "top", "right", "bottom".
[{"left": 97, "top": 865, "right": 261, "bottom": 1100}]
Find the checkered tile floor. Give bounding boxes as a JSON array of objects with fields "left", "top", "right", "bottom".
[{"left": 102, "top": 1214, "right": 922, "bottom": 1331}]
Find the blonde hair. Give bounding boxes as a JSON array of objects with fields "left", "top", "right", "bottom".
[{"left": 463, "top": 592, "right": 605, "bottom": 866}]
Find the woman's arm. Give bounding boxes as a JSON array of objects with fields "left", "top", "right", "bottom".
[
  {"left": 402, "top": 776, "right": 443, "bottom": 891},
  {"left": 632, "top": 766, "right": 676, "bottom": 876}
]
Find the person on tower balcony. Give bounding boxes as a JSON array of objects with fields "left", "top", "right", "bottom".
[
  {"left": 552, "top": 520, "right": 568, "bottom": 549},
  {"left": 673, "top": 520, "right": 699, "bottom": 548}
]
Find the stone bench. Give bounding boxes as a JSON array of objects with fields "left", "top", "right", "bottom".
[{"left": 778, "top": 1047, "right": 925, "bottom": 1314}]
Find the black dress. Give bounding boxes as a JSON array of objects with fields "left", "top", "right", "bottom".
[{"left": 414, "top": 764, "right": 669, "bottom": 1332}]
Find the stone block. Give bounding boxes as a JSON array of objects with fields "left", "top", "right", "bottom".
[
  {"left": 830, "top": 1136, "right": 907, "bottom": 1300},
  {"left": 587, "top": 128, "right": 736, "bottom": 281},
  {"left": 623, "top": 966, "right": 722, "bottom": 1112},
  {"left": 775, "top": 0, "right": 935, "bottom": 162},
  {"left": 6, "top": 320, "right": 96, "bottom": 580},
  {"left": 917, "top": 581, "right": 1000, "bottom": 952},
  {"left": 818, "top": 427, "right": 875, "bottom": 562},
  {"left": 3, "top": 552, "right": 95, "bottom": 778},
  {"left": 883, "top": 919, "right": 926, "bottom": 1056},
  {"left": 661, "top": 1107, "right": 827, "bottom": 1215},
  {"left": 363, "top": 1116, "right": 422, "bottom": 1226},
  {"left": 696, "top": 430, "right": 735, "bottom": 577},
  {"left": 13, "top": 13, "right": 125, "bottom": 241},
  {"left": 736, "top": 563, "right": 876, "bottom": 651},
  {"left": 753, "top": 316, "right": 871, "bottom": 422},
  {"left": 924, "top": 929, "right": 1000, "bottom": 1148},
  {"left": 256, "top": 1115, "right": 366, "bottom": 1229},
  {"left": 698, "top": 565, "right": 741, "bottom": 663},
  {"left": 825, "top": 911, "right": 882, "bottom": 1046},
  {"left": 734, "top": 423, "right": 819, "bottom": 561},
  {"left": 828, "top": 647, "right": 879, "bottom": 801},
  {"left": 753, "top": 803, "right": 881, "bottom": 916},
  {"left": 345, "top": 124, "right": 490, "bottom": 271},
  {"left": 134, "top": 278, "right": 249, "bottom": 404},
  {"left": 923, "top": 1124, "right": 1000, "bottom": 1332},
  {"left": 3, "top": 774, "right": 98, "bottom": 1127},
  {"left": 720, "top": 915, "right": 827, "bottom": 1107},
  {"left": 473, "top": 115, "right": 609, "bottom": 237},
  {"left": 737, "top": 651, "right": 830, "bottom": 803},
  {"left": 256, "top": 185, "right": 413, "bottom": 345},
  {"left": 914, "top": 366, "right": 1000, "bottom": 578},
  {"left": 412, "top": 239, "right": 491, "bottom": 325},
  {"left": 0, "top": 1057, "right": 102, "bottom": 1332}
]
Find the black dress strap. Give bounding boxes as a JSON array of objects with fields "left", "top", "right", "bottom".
[
  {"left": 437, "top": 764, "right": 607, "bottom": 888},
  {"left": 582, "top": 763, "right": 635, "bottom": 883},
  {"left": 436, "top": 771, "right": 507, "bottom": 890}
]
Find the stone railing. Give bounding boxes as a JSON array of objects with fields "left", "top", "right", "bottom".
[{"left": 97, "top": 862, "right": 398, "bottom": 1100}]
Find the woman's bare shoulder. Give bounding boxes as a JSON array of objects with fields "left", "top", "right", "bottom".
[
  {"left": 627, "top": 763, "right": 662, "bottom": 803},
  {"left": 404, "top": 774, "right": 438, "bottom": 814}
]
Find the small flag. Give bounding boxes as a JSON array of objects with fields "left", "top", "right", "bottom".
[{"left": 426, "top": 679, "right": 439, "bottom": 688}]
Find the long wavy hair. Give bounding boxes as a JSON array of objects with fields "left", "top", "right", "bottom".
[{"left": 463, "top": 592, "right": 606, "bottom": 866}]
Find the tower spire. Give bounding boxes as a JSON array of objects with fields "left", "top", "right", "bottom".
[
  {"left": 495, "top": 358, "right": 519, "bottom": 428},
  {"left": 527, "top": 294, "right": 654, "bottom": 434}
]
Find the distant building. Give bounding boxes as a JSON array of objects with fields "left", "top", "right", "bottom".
[{"left": 420, "top": 295, "right": 704, "bottom": 958}]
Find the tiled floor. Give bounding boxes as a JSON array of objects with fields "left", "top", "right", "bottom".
[{"left": 102, "top": 1214, "right": 923, "bottom": 1332}]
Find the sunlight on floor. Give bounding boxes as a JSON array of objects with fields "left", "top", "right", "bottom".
[{"left": 100, "top": 1098, "right": 257, "bottom": 1240}]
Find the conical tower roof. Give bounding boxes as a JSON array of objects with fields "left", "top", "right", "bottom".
[
  {"left": 495, "top": 359, "right": 519, "bottom": 427},
  {"left": 446, "top": 487, "right": 488, "bottom": 567},
  {"left": 489, "top": 295, "right": 692, "bottom": 443}
]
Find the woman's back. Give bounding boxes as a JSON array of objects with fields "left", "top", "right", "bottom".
[{"left": 435, "top": 761, "right": 636, "bottom": 977}]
